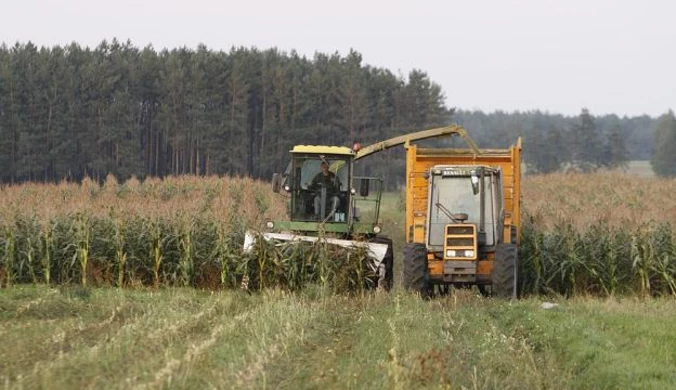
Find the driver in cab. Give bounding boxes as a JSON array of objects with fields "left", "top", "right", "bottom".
[{"left": 309, "top": 161, "right": 341, "bottom": 218}]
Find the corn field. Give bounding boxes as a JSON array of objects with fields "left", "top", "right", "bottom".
[
  {"left": 520, "top": 173, "right": 676, "bottom": 296},
  {"left": 0, "top": 175, "right": 376, "bottom": 292},
  {"left": 522, "top": 172, "right": 676, "bottom": 230},
  {"left": 519, "top": 221, "right": 676, "bottom": 296},
  {"left": 1, "top": 172, "right": 675, "bottom": 296}
]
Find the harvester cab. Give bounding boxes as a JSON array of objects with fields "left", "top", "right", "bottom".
[{"left": 271, "top": 145, "right": 385, "bottom": 236}]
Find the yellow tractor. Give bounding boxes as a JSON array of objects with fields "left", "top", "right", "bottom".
[{"left": 401, "top": 125, "right": 522, "bottom": 297}]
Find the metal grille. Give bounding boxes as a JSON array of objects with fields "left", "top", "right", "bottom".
[
  {"left": 447, "top": 226, "right": 474, "bottom": 235},
  {"left": 446, "top": 237, "right": 474, "bottom": 247}
]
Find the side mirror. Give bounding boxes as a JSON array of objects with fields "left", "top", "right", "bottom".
[
  {"left": 359, "top": 178, "right": 370, "bottom": 197},
  {"left": 272, "top": 173, "right": 282, "bottom": 193},
  {"left": 470, "top": 170, "right": 480, "bottom": 195}
]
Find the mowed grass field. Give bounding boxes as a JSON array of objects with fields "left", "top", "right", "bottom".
[
  {"left": 2, "top": 170, "right": 676, "bottom": 389},
  {"left": 2, "top": 286, "right": 676, "bottom": 389}
]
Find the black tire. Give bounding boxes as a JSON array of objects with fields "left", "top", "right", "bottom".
[
  {"left": 493, "top": 243, "right": 518, "bottom": 298},
  {"left": 477, "top": 284, "right": 491, "bottom": 297},
  {"left": 403, "top": 243, "right": 431, "bottom": 297},
  {"left": 369, "top": 236, "right": 393, "bottom": 291}
]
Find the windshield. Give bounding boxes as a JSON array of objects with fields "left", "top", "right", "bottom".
[
  {"left": 432, "top": 177, "right": 480, "bottom": 224},
  {"left": 427, "top": 172, "right": 499, "bottom": 248},
  {"left": 295, "top": 157, "right": 348, "bottom": 191}
]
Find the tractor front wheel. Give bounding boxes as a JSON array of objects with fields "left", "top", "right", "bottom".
[
  {"left": 492, "top": 243, "right": 519, "bottom": 298},
  {"left": 403, "top": 243, "right": 431, "bottom": 298}
]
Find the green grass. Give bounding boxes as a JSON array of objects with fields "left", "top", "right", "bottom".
[{"left": 1, "top": 286, "right": 675, "bottom": 389}]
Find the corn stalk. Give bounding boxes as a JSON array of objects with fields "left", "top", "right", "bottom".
[
  {"left": 2, "top": 227, "right": 16, "bottom": 287},
  {"left": 150, "top": 219, "right": 164, "bottom": 287},
  {"left": 113, "top": 218, "right": 127, "bottom": 287},
  {"left": 177, "top": 219, "right": 194, "bottom": 287},
  {"left": 73, "top": 214, "right": 91, "bottom": 286},
  {"left": 40, "top": 222, "right": 54, "bottom": 284}
]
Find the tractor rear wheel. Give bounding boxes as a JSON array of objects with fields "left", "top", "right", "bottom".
[
  {"left": 403, "top": 243, "right": 431, "bottom": 298},
  {"left": 492, "top": 243, "right": 518, "bottom": 298},
  {"left": 369, "top": 236, "right": 393, "bottom": 291}
]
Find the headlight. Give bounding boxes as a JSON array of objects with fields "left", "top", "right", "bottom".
[
  {"left": 446, "top": 249, "right": 474, "bottom": 258},
  {"left": 266, "top": 221, "right": 274, "bottom": 229},
  {"left": 373, "top": 226, "right": 381, "bottom": 234},
  {"left": 283, "top": 185, "right": 291, "bottom": 192},
  {"left": 350, "top": 188, "right": 356, "bottom": 195}
]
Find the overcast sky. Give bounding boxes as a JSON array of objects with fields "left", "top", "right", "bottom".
[{"left": 2, "top": 0, "right": 675, "bottom": 117}]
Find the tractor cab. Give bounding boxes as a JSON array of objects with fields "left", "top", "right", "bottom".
[{"left": 426, "top": 165, "right": 505, "bottom": 266}]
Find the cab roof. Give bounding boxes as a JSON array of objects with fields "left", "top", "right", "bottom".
[{"left": 291, "top": 145, "right": 355, "bottom": 156}]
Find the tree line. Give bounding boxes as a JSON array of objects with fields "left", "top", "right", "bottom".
[
  {"left": 455, "top": 109, "right": 676, "bottom": 176},
  {"left": 455, "top": 109, "right": 663, "bottom": 174},
  {"left": 1, "top": 40, "right": 674, "bottom": 185},
  {"left": 0, "top": 40, "right": 450, "bottom": 187}
]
